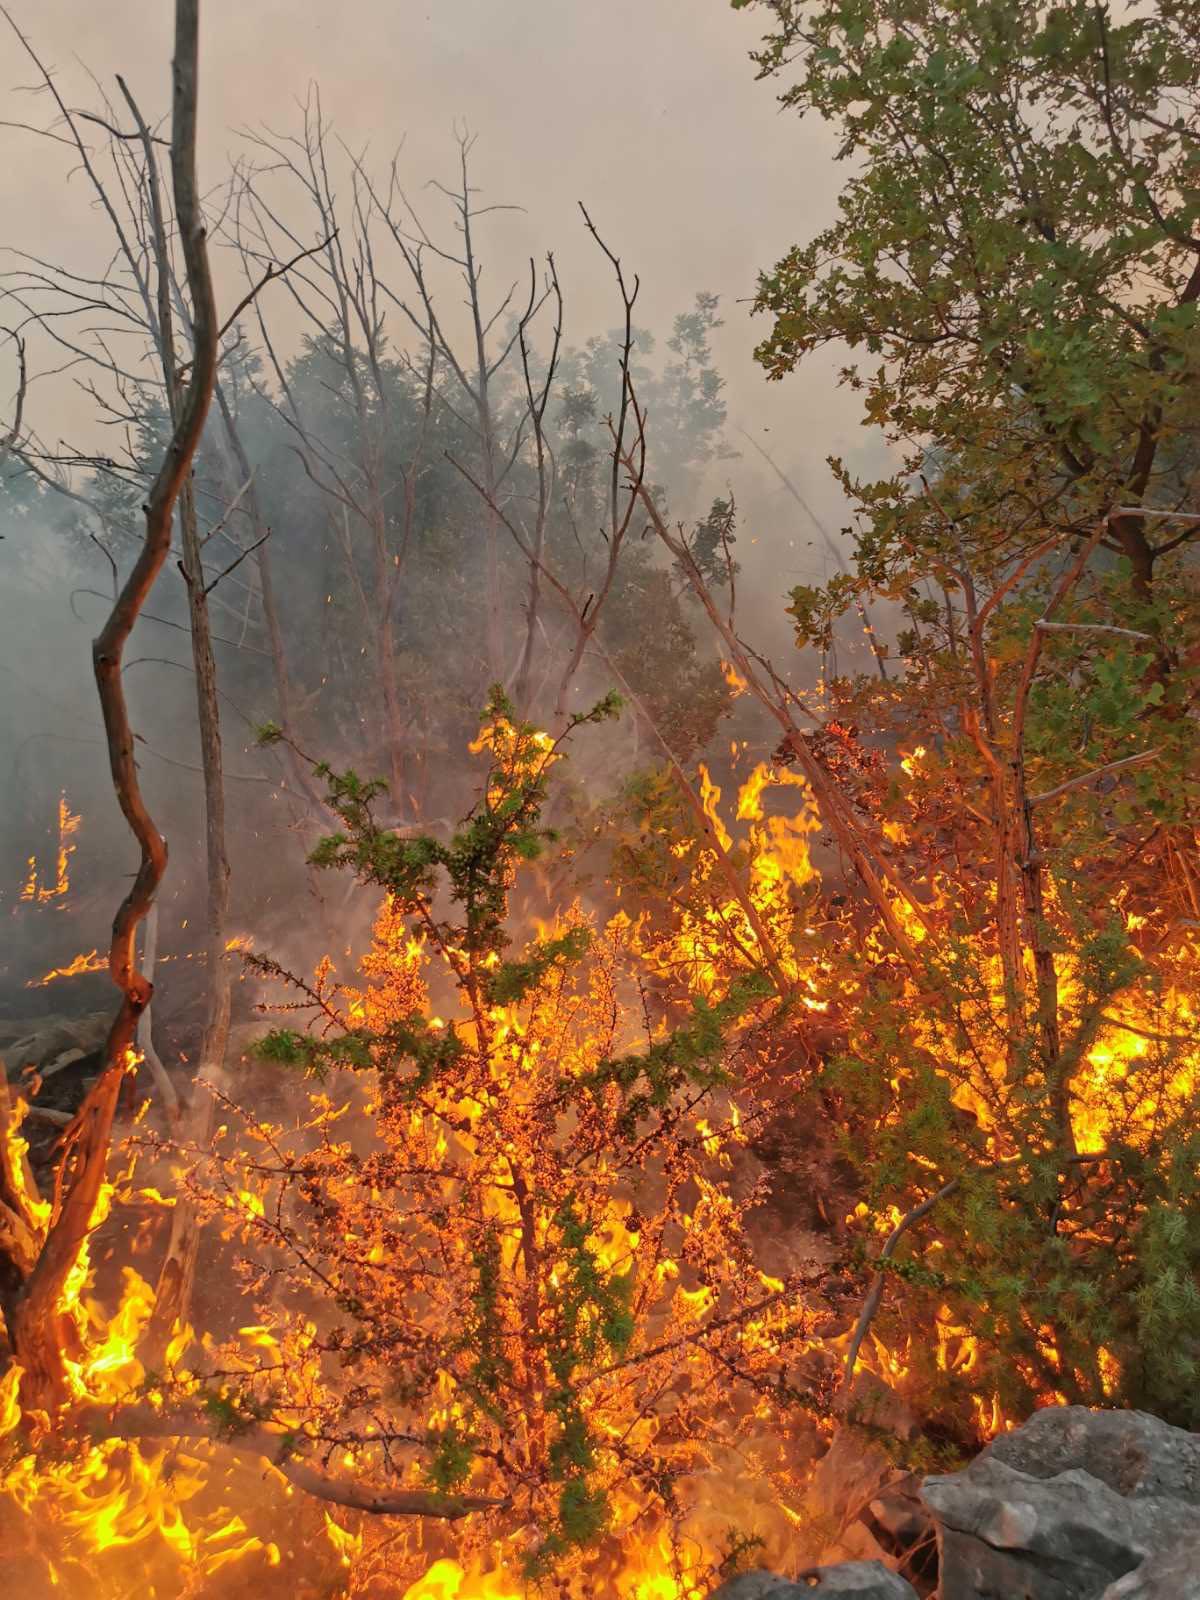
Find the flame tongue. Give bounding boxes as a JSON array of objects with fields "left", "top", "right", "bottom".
[{"left": 20, "top": 792, "right": 81, "bottom": 905}]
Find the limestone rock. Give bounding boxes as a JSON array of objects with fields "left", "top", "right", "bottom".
[
  {"left": 1100, "top": 1526, "right": 1200, "bottom": 1599},
  {"left": 923, "top": 1407, "right": 1200, "bottom": 1600},
  {"left": 981, "top": 1407, "right": 1200, "bottom": 1506},
  {"left": 711, "top": 1561, "right": 918, "bottom": 1599},
  {"left": 923, "top": 1458, "right": 1146, "bottom": 1598},
  {"left": 0, "top": 1010, "right": 109, "bottom": 1078}
]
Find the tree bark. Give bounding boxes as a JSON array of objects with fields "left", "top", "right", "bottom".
[{"left": 6, "top": 0, "right": 217, "bottom": 1409}]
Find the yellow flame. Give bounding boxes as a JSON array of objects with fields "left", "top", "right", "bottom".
[
  {"left": 719, "top": 659, "right": 748, "bottom": 696},
  {"left": 324, "top": 1510, "right": 364, "bottom": 1566},
  {"left": 26, "top": 947, "right": 106, "bottom": 987},
  {"left": 19, "top": 791, "right": 81, "bottom": 904}
]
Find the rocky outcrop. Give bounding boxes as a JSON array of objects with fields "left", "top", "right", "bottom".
[
  {"left": 709, "top": 1407, "right": 1200, "bottom": 1600},
  {"left": 711, "top": 1561, "right": 918, "bottom": 1599},
  {"left": 924, "top": 1457, "right": 1149, "bottom": 1597},
  {"left": 0, "top": 1010, "right": 109, "bottom": 1080},
  {"left": 982, "top": 1406, "right": 1200, "bottom": 1502},
  {"left": 924, "top": 1407, "right": 1200, "bottom": 1600}
]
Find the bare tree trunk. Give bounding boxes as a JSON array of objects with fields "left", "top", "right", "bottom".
[
  {"left": 136, "top": 902, "right": 179, "bottom": 1121},
  {"left": 5, "top": 0, "right": 216, "bottom": 1408},
  {"left": 0, "top": 329, "right": 26, "bottom": 470},
  {"left": 373, "top": 530, "right": 410, "bottom": 807},
  {"left": 112, "top": 64, "right": 232, "bottom": 1354},
  {"left": 179, "top": 477, "right": 233, "bottom": 1085},
  {"left": 144, "top": 472, "right": 233, "bottom": 1354}
]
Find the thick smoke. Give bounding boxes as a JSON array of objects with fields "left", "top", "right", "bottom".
[{"left": 0, "top": 9, "right": 894, "bottom": 993}]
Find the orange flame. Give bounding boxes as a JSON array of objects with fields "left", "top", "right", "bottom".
[
  {"left": 19, "top": 792, "right": 81, "bottom": 905},
  {"left": 26, "top": 947, "right": 106, "bottom": 987}
]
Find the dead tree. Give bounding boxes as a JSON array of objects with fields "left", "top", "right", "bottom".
[
  {"left": 351, "top": 126, "right": 541, "bottom": 689},
  {"left": 232, "top": 96, "right": 444, "bottom": 811},
  {"left": 450, "top": 215, "right": 801, "bottom": 1003},
  {"left": 1, "top": 0, "right": 217, "bottom": 1408},
  {"left": 0, "top": 328, "right": 26, "bottom": 471},
  {"left": 449, "top": 208, "right": 644, "bottom": 723}
]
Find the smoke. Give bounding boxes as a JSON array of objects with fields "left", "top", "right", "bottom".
[
  {"left": 1, "top": 0, "right": 872, "bottom": 511},
  {"left": 0, "top": 0, "right": 898, "bottom": 1011}
]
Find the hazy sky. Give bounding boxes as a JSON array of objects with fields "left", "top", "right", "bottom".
[{"left": 2, "top": 0, "right": 874, "bottom": 565}]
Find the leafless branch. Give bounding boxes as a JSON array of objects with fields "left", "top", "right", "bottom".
[{"left": 1029, "top": 748, "right": 1160, "bottom": 807}]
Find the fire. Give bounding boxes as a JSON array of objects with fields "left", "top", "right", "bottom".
[
  {"left": 145, "top": 707, "right": 824, "bottom": 1596},
  {"left": 720, "top": 658, "right": 748, "bottom": 695},
  {"left": 698, "top": 763, "right": 733, "bottom": 852},
  {"left": 26, "top": 947, "right": 106, "bottom": 986},
  {"left": 324, "top": 1510, "right": 364, "bottom": 1565},
  {"left": 5, "top": 697, "right": 1190, "bottom": 1596},
  {"left": 19, "top": 791, "right": 81, "bottom": 904},
  {"left": 0, "top": 1086, "right": 284, "bottom": 1594},
  {"left": 636, "top": 760, "right": 821, "bottom": 998}
]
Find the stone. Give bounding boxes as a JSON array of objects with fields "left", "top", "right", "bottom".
[
  {"left": 0, "top": 1011, "right": 109, "bottom": 1077},
  {"left": 1100, "top": 1527, "right": 1200, "bottom": 1599},
  {"left": 923, "top": 1459, "right": 1145, "bottom": 1599},
  {"left": 922, "top": 1407, "right": 1200, "bottom": 1600},
  {"left": 710, "top": 1575, "right": 803, "bottom": 1600},
  {"left": 711, "top": 1562, "right": 918, "bottom": 1599},
  {"left": 981, "top": 1408, "right": 1200, "bottom": 1506}
]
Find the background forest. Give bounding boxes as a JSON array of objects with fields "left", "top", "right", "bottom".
[{"left": 0, "top": 1, "right": 1198, "bottom": 1597}]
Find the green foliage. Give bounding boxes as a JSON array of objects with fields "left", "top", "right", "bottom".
[
  {"left": 307, "top": 687, "right": 619, "bottom": 969},
  {"left": 199, "top": 1388, "right": 273, "bottom": 1439},
  {"left": 484, "top": 926, "right": 593, "bottom": 1006},
  {"left": 786, "top": 572, "right": 860, "bottom": 653},
  {"left": 687, "top": 496, "right": 740, "bottom": 590},
  {"left": 425, "top": 1422, "right": 478, "bottom": 1493},
  {"left": 462, "top": 1227, "right": 512, "bottom": 1406},
  {"left": 738, "top": 0, "right": 1200, "bottom": 598},
  {"left": 730, "top": 0, "right": 1200, "bottom": 1438}
]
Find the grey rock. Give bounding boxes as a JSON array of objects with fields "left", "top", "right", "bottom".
[
  {"left": 868, "top": 1489, "right": 929, "bottom": 1546},
  {"left": 710, "top": 1575, "right": 804, "bottom": 1600},
  {"left": 983, "top": 1408, "right": 1200, "bottom": 1506},
  {"left": 1100, "top": 1526, "right": 1200, "bottom": 1599},
  {"left": 1, "top": 1011, "right": 109, "bottom": 1077},
  {"left": 797, "top": 1564, "right": 919, "bottom": 1597},
  {"left": 924, "top": 1459, "right": 1146, "bottom": 1598},
  {"left": 711, "top": 1563, "right": 918, "bottom": 1599},
  {"left": 923, "top": 1408, "right": 1200, "bottom": 1600}
]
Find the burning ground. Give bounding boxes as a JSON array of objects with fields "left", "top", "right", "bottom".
[{"left": 4, "top": 689, "right": 1196, "bottom": 1598}]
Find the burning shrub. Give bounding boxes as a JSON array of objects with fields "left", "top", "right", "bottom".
[{"left": 173, "top": 692, "right": 829, "bottom": 1591}]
